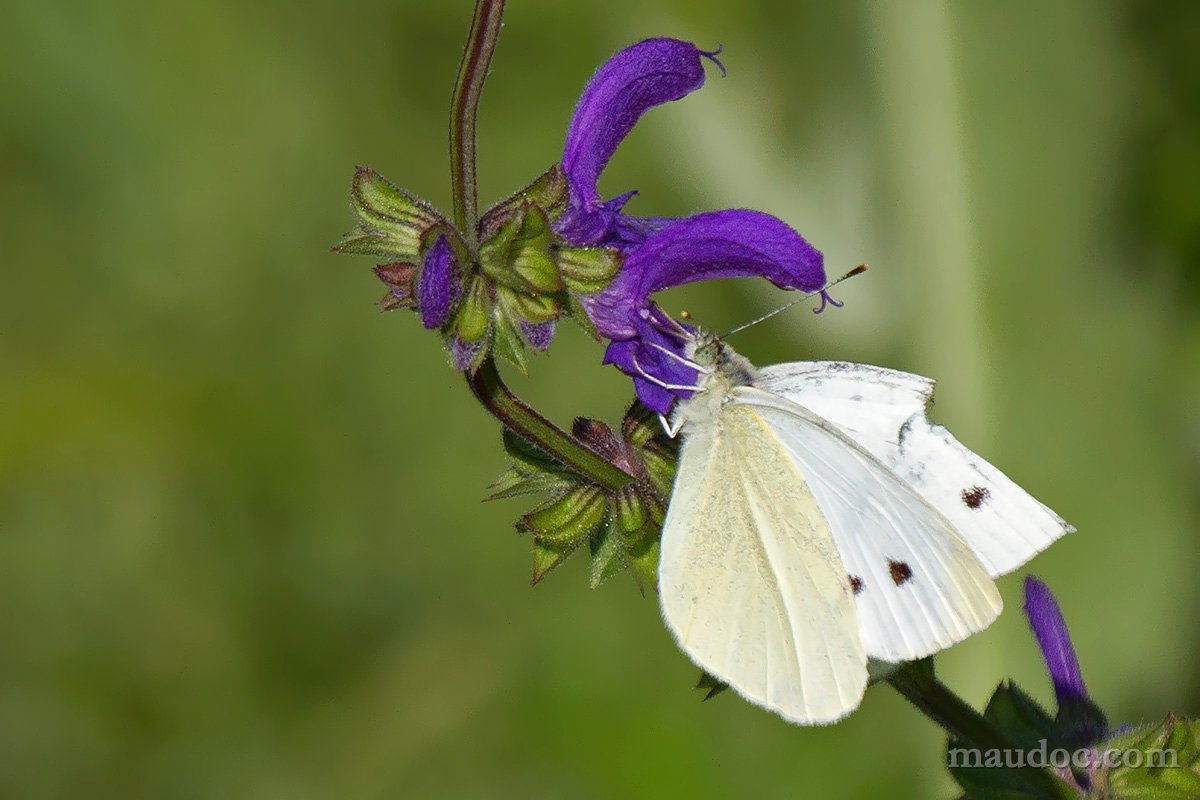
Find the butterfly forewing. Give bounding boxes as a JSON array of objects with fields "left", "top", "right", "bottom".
[
  {"left": 734, "top": 387, "right": 1003, "bottom": 662},
  {"left": 755, "top": 362, "right": 1073, "bottom": 576},
  {"left": 658, "top": 403, "right": 868, "bottom": 724}
]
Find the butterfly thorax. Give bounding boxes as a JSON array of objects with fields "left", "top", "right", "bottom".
[{"left": 675, "top": 336, "right": 760, "bottom": 429}]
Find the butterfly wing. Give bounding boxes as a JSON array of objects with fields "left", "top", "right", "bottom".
[
  {"left": 659, "top": 403, "right": 868, "bottom": 724},
  {"left": 733, "top": 387, "right": 1003, "bottom": 663},
  {"left": 755, "top": 361, "right": 1073, "bottom": 577}
]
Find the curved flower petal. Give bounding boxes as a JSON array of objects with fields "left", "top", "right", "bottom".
[
  {"left": 558, "top": 38, "right": 721, "bottom": 247},
  {"left": 416, "top": 235, "right": 459, "bottom": 329},
  {"left": 583, "top": 209, "right": 826, "bottom": 339},
  {"left": 602, "top": 307, "right": 696, "bottom": 413},
  {"left": 1024, "top": 576, "right": 1088, "bottom": 704}
]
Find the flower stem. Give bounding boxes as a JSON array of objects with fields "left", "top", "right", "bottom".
[
  {"left": 449, "top": 2, "right": 635, "bottom": 491},
  {"left": 887, "top": 661, "right": 1078, "bottom": 799},
  {"left": 449, "top": 0, "right": 505, "bottom": 248},
  {"left": 468, "top": 358, "right": 634, "bottom": 491}
]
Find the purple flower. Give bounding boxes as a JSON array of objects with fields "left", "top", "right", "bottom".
[
  {"left": 557, "top": 38, "right": 720, "bottom": 249},
  {"left": 596, "top": 211, "right": 824, "bottom": 411},
  {"left": 1023, "top": 576, "right": 1088, "bottom": 705},
  {"left": 1023, "top": 576, "right": 1109, "bottom": 755},
  {"left": 557, "top": 38, "right": 828, "bottom": 411}
]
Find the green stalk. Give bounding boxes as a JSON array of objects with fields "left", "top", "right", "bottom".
[
  {"left": 449, "top": 0, "right": 504, "bottom": 248},
  {"left": 887, "top": 662, "right": 1078, "bottom": 799},
  {"left": 468, "top": 359, "right": 634, "bottom": 491}
]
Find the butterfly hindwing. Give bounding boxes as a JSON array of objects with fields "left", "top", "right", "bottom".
[
  {"left": 658, "top": 403, "right": 868, "bottom": 724},
  {"left": 733, "top": 387, "right": 1003, "bottom": 663},
  {"left": 755, "top": 361, "right": 1073, "bottom": 577}
]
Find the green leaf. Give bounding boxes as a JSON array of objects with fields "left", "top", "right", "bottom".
[
  {"left": 517, "top": 485, "right": 607, "bottom": 544},
  {"left": 557, "top": 246, "right": 621, "bottom": 294},
  {"left": 983, "top": 682, "right": 1055, "bottom": 750},
  {"left": 695, "top": 672, "right": 729, "bottom": 701}
]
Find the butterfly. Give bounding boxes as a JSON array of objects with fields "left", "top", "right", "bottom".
[{"left": 653, "top": 332, "right": 1073, "bottom": 724}]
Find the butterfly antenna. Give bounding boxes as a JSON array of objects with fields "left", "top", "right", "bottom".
[{"left": 723, "top": 264, "right": 868, "bottom": 338}]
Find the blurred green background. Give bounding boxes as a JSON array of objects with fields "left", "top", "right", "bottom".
[{"left": 2, "top": 0, "right": 1198, "bottom": 797}]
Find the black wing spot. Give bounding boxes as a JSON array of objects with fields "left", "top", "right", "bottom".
[
  {"left": 887, "top": 560, "right": 913, "bottom": 586},
  {"left": 961, "top": 485, "right": 990, "bottom": 509},
  {"left": 849, "top": 575, "right": 865, "bottom": 595}
]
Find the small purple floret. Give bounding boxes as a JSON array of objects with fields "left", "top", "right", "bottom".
[
  {"left": 519, "top": 319, "right": 555, "bottom": 352},
  {"left": 416, "top": 235, "right": 459, "bottom": 330},
  {"left": 450, "top": 335, "right": 483, "bottom": 371}
]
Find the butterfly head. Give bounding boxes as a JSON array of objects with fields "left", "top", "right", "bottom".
[{"left": 683, "top": 331, "right": 759, "bottom": 391}]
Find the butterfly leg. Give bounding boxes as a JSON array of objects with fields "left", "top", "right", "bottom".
[
  {"left": 657, "top": 412, "right": 685, "bottom": 438},
  {"left": 644, "top": 342, "right": 711, "bottom": 374},
  {"left": 629, "top": 353, "right": 707, "bottom": 393}
]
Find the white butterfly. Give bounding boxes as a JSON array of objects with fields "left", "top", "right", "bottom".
[{"left": 651, "top": 333, "right": 1073, "bottom": 724}]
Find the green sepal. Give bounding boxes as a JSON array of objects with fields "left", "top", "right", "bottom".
[
  {"left": 587, "top": 519, "right": 625, "bottom": 589},
  {"left": 946, "top": 680, "right": 1073, "bottom": 800},
  {"left": 621, "top": 402, "right": 665, "bottom": 448},
  {"left": 621, "top": 530, "right": 659, "bottom": 595},
  {"left": 511, "top": 205, "right": 561, "bottom": 292},
  {"left": 613, "top": 484, "right": 647, "bottom": 534},
  {"left": 497, "top": 285, "right": 559, "bottom": 325},
  {"left": 517, "top": 485, "right": 607, "bottom": 544},
  {"left": 531, "top": 534, "right": 590, "bottom": 585},
  {"left": 557, "top": 246, "right": 621, "bottom": 294},
  {"left": 487, "top": 428, "right": 578, "bottom": 503},
  {"left": 491, "top": 307, "right": 530, "bottom": 375},
  {"left": 1104, "top": 717, "right": 1200, "bottom": 799},
  {"left": 453, "top": 276, "right": 490, "bottom": 342},
  {"left": 640, "top": 446, "right": 676, "bottom": 497},
  {"left": 984, "top": 682, "right": 1056, "bottom": 750},
  {"left": 695, "top": 672, "right": 729, "bottom": 701},
  {"left": 478, "top": 164, "right": 568, "bottom": 241},
  {"left": 333, "top": 166, "right": 443, "bottom": 261},
  {"left": 621, "top": 402, "right": 679, "bottom": 498},
  {"left": 479, "top": 203, "right": 562, "bottom": 293},
  {"left": 565, "top": 293, "right": 601, "bottom": 341},
  {"left": 487, "top": 467, "right": 574, "bottom": 501}
]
